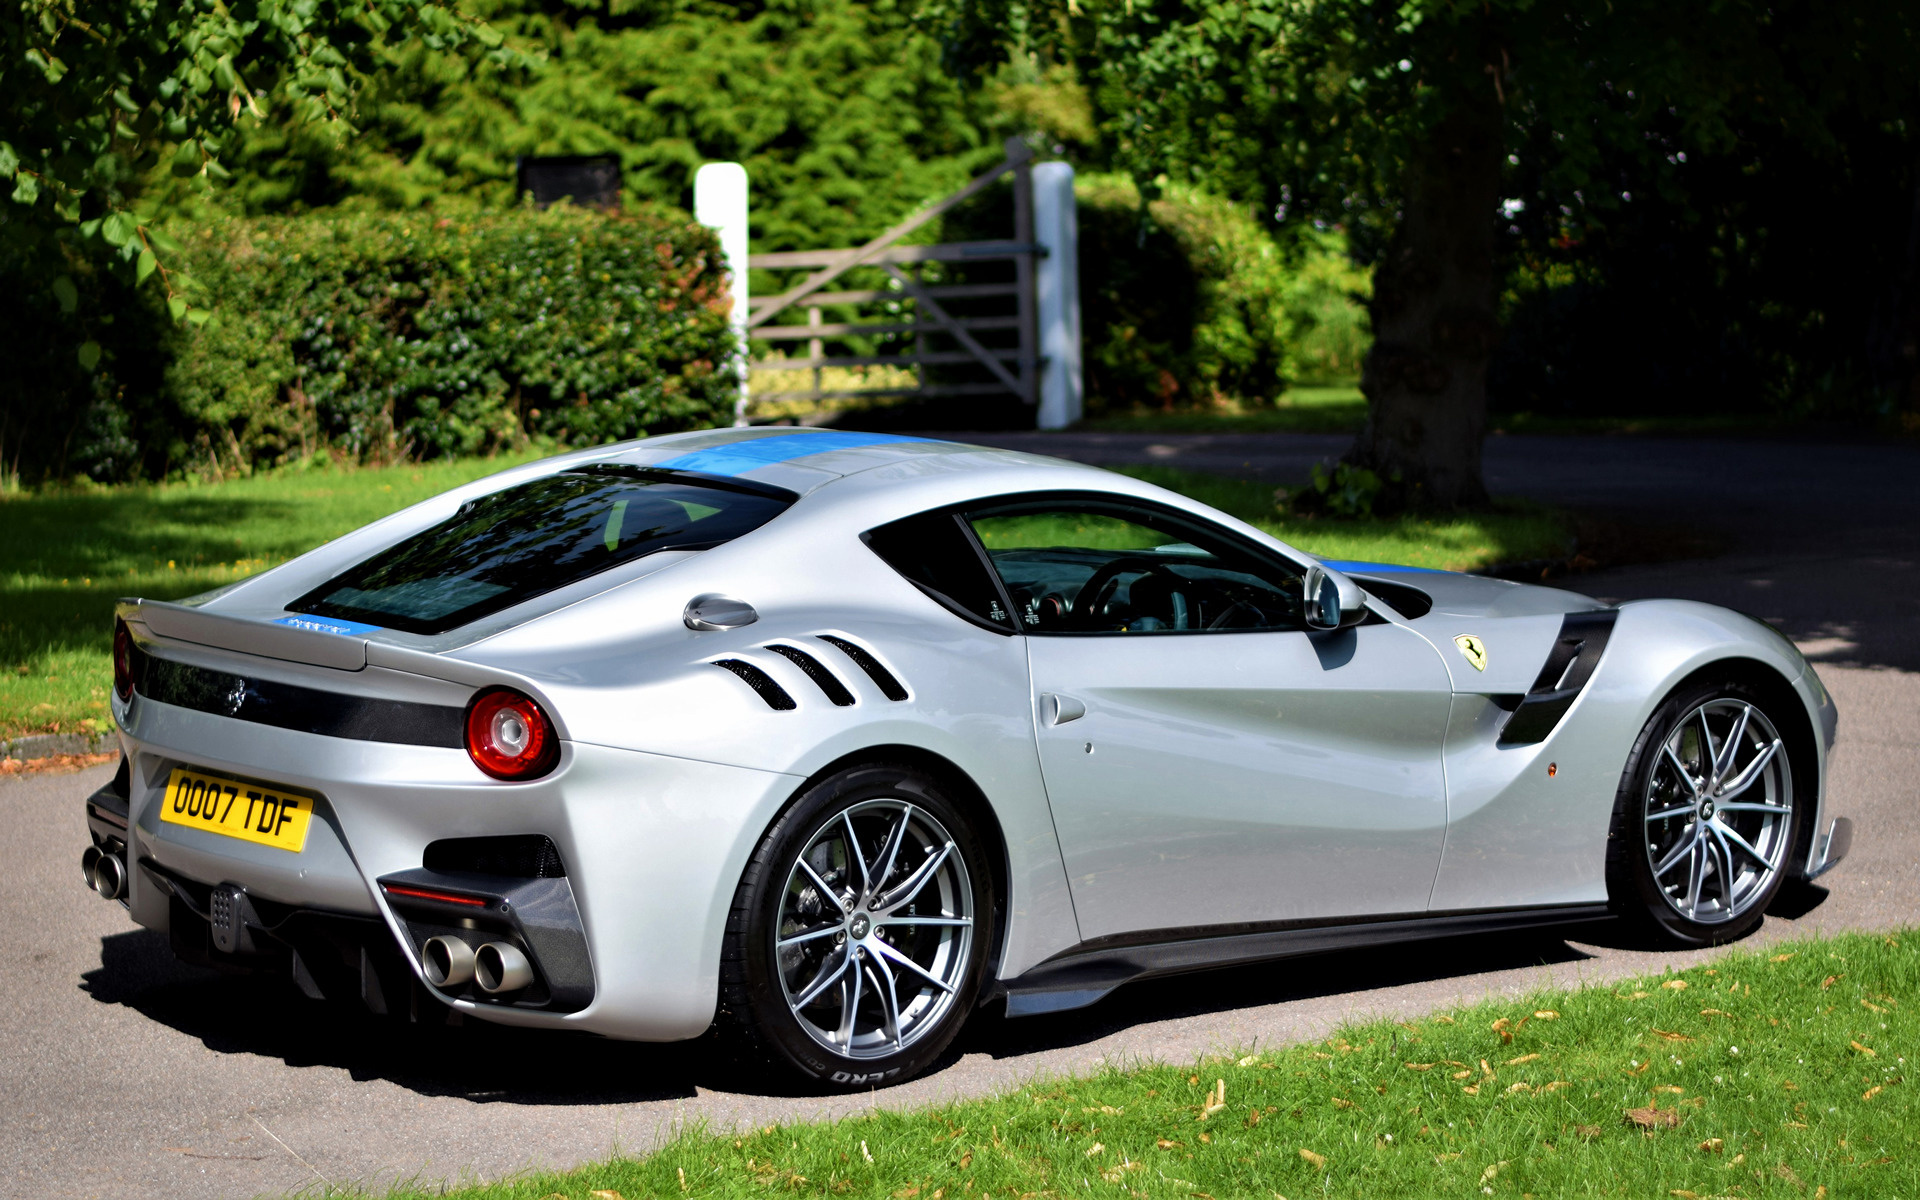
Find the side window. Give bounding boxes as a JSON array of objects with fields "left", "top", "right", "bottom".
[
  {"left": 863, "top": 511, "right": 1015, "bottom": 631},
  {"left": 966, "top": 498, "right": 1306, "bottom": 634}
]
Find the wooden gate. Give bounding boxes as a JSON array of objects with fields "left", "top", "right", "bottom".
[{"left": 744, "top": 138, "right": 1045, "bottom": 416}]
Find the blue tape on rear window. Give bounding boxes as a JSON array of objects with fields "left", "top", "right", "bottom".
[
  {"left": 1320, "top": 560, "right": 1447, "bottom": 575},
  {"left": 651, "top": 431, "right": 928, "bottom": 477},
  {"left": 274, "top": 615, "right": 383, "bottom": 637}
]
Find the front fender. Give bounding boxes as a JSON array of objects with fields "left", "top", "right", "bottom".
[{"left": 1429, "top": 599, "right": 1834, "bottom": 911}]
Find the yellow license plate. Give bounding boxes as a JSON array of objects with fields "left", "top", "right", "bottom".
[{"left": 159, "top": 767, "right": 316, "bottom": 853}]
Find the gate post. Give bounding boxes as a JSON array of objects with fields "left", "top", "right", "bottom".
[
  {"left": 1009, "top": 138, "right": 1039, "bottom": 407},
  {"left": 694, "top": 162, "right": 751, "bottom": 425},
  {"left": 1032, "top": 162, "right": 1082, "bottom": 430}
]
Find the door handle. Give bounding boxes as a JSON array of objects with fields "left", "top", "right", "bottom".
[{"left": 1040, "top": 693, "right": 1086, "bottom": 725}]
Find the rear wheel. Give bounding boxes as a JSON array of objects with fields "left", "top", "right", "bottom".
[
  {"left": 1607, "top": 679, "right": 1799, "bottom": 945},
  {"left": 719, "top": 764, "right": 991, "bottom": 1088}
]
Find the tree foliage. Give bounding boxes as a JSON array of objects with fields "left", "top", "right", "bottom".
[
  {"left": 207, "top": 0, "right": 1009, "bottom": 253},
  {"left": 2, "top": 0, "right": 513, "bottom": 322},
  {"left": 1493, "top": 5, "right": 1920, "bottom": 422},
  {"left": 925, "top": 0, "right": 1920, "bottom": 501}
]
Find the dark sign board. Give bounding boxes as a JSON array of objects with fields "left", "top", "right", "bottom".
[{"left": 516, "top": 155, "right": 621, "bottom": 212}]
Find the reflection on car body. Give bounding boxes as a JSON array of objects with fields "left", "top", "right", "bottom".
[{"left": 81, "top": 427, "right": 1852, "bottom": 1088}]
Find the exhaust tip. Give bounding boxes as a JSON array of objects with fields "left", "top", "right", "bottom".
[
  {"left": 422, "top": 935, "right": 477, "bottom": 988},
  {"left": 89, "top": 851, "right": 127, "bottom": 901},
  {"left": 82, "top": 846, "right": 102, "bottom": 892},
  {"left": 474, "top": 941, "right": 533, "bottom": 994}
]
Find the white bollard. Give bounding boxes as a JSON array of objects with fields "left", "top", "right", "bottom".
[
  {"left": 1031, "top": 162, "right": 1083, "bottom": 430},
  {"left": 694, "top": 163, "right": 751, "bottom": 426}
]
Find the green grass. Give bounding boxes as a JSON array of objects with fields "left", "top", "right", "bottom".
[
  {"left": 1077, "top": 385, "right": 1369, "bottom": 435},
  {"left": 0, "top": 451, "right": 546, "bottom": 739},
  {"left": 389, "top": 930, "right": 1919, "bottom": 1199},
  {"left": 0, "top": 453, "right": 1569, "bottom": 738},
  {"left": 1077, "top": 389, "right": 1839, "bottom": 440},
  {"left": 1114, "top": 465, "right": 1574, "bottom": 572}
]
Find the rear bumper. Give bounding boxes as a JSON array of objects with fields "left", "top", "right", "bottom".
[{"left": 106, "top": 682, "right": 801, "bottom": 1041}]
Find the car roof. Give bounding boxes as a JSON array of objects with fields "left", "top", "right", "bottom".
[{"left": 596, "top": 427, "right": 1054, "bottom": 494}]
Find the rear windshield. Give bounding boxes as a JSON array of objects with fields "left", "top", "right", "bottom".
[{"left": 289, "top": 467, "right": 793, "bottom": 634}]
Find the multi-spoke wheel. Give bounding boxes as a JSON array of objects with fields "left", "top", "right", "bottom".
[
  {"left": 720, "top": 764, "right": 993, "bottom": 1087},
  {"left": 1609, "top": 679, "right": 1800, "bottom": 944}
]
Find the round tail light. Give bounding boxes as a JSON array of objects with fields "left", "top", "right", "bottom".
[
  {"left": 112, "top": 619, "right": 135, "bottom": 702},
  {"left": 465, "top": 688, "right": 559, "bottom": 780}
]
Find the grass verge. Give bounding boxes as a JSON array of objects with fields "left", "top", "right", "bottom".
[
  {"left": 1114, "top": 465, "right": 1574, "bottom": 573},
  {"left": 0, "top": 451, "right": 546, "bottom": 738},
  {"left": 1077, "top": 386, "right": 1367, "bottom": 436},
  {"left": 0, "top": 453, "right": 1570, "bottom": 737},
  {"left": 393, "top": 930, "right": 1917, "bottom": 1199},
  {"left": 1075, "top": 390, "right": 1886, "bottom": 441}
]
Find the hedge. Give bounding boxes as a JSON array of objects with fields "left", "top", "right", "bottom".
[
  {"left": 1, "top": 206, "right": 739, "bottom": 484},
  {"left": 1073, "top": 175, "right": 1370, "bottom": 412}
]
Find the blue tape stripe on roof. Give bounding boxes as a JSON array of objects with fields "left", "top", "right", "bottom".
[
  {"left": 274, "top": 614, "right": 384, "bottom": 637},
  {"left": 652, "top": 431, "right": 929, "bottom": 477},
  {"left": 1321, "top": 559, "right": 1448, "bottom": 575}
]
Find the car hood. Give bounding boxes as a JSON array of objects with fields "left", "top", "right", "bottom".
[
  {"left": 1324, "top": 560, "right": 1606, "bottom": 620},
  {"left": 1324, "top": 561, "right": 1609, "bottom": 694}
]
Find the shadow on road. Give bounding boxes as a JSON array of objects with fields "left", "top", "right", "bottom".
[
  {"left": 961, "top": 926, "right": 1600, "bottom": 1061},
  {"left": 81, "top": 922, "right": 1623, "bottom": 1099},
  {"left": 81, "top": 929, "right": 714, "bottom": 1104}
]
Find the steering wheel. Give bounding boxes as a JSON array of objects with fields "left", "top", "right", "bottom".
[
  {"left": 1069, "top": 557, "right": 1183, "bottom": 630},
  {"left": 1205, "top": 597, "right": 1264, "bottom": 630}
]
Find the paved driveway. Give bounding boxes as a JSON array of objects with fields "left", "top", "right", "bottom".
[{"left": 4, "top": 432, "right": 1916, "bottom": 1200}]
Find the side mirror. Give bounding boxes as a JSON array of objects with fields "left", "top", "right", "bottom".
[{"left": 1303, "top": 564, "right": 1369, "bottom": 631}]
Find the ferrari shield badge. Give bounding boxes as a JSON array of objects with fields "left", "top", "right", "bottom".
[{"left": 1454, "top": 634, "right": 1488, "bottom": 672}]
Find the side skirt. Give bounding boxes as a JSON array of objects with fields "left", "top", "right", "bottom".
[{"left": 994, "top": 904, "right": 1613, "bottom": 1017}]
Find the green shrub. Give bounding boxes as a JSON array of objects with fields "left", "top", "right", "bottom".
[
  {"left": 1074, "top": 174, "right": 1370, "bottom": 413},
  {"left": 1, "top": 206, "right": 738, "bottom": 483}
]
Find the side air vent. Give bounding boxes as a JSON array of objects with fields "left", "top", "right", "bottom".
[
  {"left": 817, "top": 635, "right": 908, "bottom": 701},
  {"left": 1354, "top": 577, "right": 1433, "bottom": 621},
  {"left": 714, "top": 659, "right": 798, "bottom": 711},
  {"left": 768, "top": 645, "right": 855, "bottom": 706},
  {"left": 424, "top": 835, "right": 567, "bottom": 879},
  {"left": 1499, "top": 610, "right": 1618, "bottom": 746}
]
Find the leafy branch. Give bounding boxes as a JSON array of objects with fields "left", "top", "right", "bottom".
[{"left": 3, "top": 0, "right": 521, "bottom": 348}]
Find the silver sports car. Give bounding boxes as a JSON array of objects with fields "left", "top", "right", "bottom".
[{"left": 82, "top": 428, "right": 1852, "bottom": 1087}]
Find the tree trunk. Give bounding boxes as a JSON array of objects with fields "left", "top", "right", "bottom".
[{"left": 1348, "top": 89, "right": 1506, "bottom": 509}]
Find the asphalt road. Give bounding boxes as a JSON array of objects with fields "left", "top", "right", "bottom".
[{"left": 4, "top": 431, "right": 1916, "bottom": 1200}]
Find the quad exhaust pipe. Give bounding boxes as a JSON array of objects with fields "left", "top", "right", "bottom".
[
  {"left": 421, "top": 935, "right": 477, "bottom": 988},
  {"left": 474, "top": 941, "right": 533, "bottom": 994},
  {"left": 82, "top": 846, "right": 127, "bottom": 900},
  {"left": 421, "top": 935, "right": 532, "bottom": 994}
]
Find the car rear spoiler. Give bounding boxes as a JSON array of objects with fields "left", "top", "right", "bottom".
[
  {"left": 118, "top": 597, "right": 546, "bottom": 696},
  {"left": 120, "top": 599, "right": 370, "bottom": 672}
]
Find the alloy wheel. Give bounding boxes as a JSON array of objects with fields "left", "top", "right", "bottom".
[
  {"left": 1642, "top": 698, "right": 1794, "bottom": 924},
  {"left": 774, "top": 799, "right": 974, "bottom": 1059}
]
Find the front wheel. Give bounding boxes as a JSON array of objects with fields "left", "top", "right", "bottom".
[
  {"left": 1606, "top": 679, "right": 1800, "bottom": 945},
  {"left": 719, "top": 764, "right": 993, "bottom": 1088}
]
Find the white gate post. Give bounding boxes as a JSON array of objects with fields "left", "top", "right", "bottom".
[
  {"left": 694, "top": 163, "right": 751, "bottom": 426},
  {"left": 1031, "top": 162, "right": 1082, "bottom": 430}
]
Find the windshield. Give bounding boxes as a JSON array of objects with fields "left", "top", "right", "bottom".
[{"left": 290, "top": 467, "right": 793, "bottom": 634}]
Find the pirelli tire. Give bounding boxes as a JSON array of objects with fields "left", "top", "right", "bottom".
[
  {"left": 1606, "top": 677, "right": 1801, "bottom": 947},
  {"left": 718, "top": 763, "right": 994, "bottom": 1089}
]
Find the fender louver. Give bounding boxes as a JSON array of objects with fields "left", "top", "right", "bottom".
[
  {"left": 768, "top": 645, "right": 855, "bottom": 706},
  {"left": 1499, "top": 610, "right": 1618, "bottom": 745},
  {"left": 713, "top": 659, "right": 797, "bottom": 711},
  {"left": 817, "top": 635, "right": 908, "bottom": 701}
]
